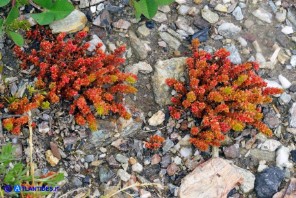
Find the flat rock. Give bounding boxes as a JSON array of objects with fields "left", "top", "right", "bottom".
[
  {"left": 201, "top": 6, "right": 219, "bottom": 24},
  {"left": 159, "top": 32, "right": 181, "bottom": 50},
  {"left": 152, "top": 57, "right": 187, "bottom": 106},
  {"left": 252, "top": 8, "right": 272, "bottom": 23},
  {"left": 129, "top": 30, "right": 148, "bottom": 60},
  {"left": 179, "top": 158, "right": 243, "bottom": 198},
  {"left": 148, "top": 110, "right": 165, "bottom": 126},
  {"left": 49, "top": 10, "right": 87, "bottom": 34},
  {"left": 218, "top": 23, "right": 241, "bottom": 38},
  {"left": 153, "top": 11, "right": 167, "bottom": 23},
  {"left": 125, "top": 61, "right": 153, "bottom": 75},
  {"left": 112, "top": 19, "right": 131, "bottom": 30}
]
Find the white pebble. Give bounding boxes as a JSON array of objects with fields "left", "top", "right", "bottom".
[
  {"left": 132, "top": 163, "right": 143, "bottom": 173},
  {"left": 281, "top": 26, "right": 294, "bottom": 35},
  {"left": 278, "top": 74, "right": 291, "bottom": 89},
  {"left": 90, "top": 6, "right": 96, "bottom": 13},
  {"left": 276, "top": 146, "right": 292, "bottom": 169}
]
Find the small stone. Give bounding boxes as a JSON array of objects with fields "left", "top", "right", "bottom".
[
  {"left": 92, "top": 10, "right": 111, "bottom": 27},
  {"left": 194, "top": 0, "right": 202, "bottom": 4},
  {"left": 87, "top": 35, "right": 106, "bottom": 52},
  {"left": 137, "top": 25, "right": 150, "bottom": 37},
  {"left": 90, "top": 0, "right": 104, "bottom": 5},
  {"left": 38, "top": 122, "right": 50, "bottom": 133},
  {"left": 232, "top": 6, "right": 244, "bottom": 20},
  {"left": 90, "top": 6, "right": 97, "bottom": 13},
  {"left": 159, "top": 32, "right": 181, "bottom": 50},
  {"left": 276, "top": 146, "right": 292, "bottom": 169},
  {"left": 263, "top": 112, "right": 280, "bottom": 129},
  {"left": 162, "top": 138, "right": 175, "bottom": 154},
  {"left": 146, "top": 21, "right": 155, "bottom": 29},
  {"left": 99, "top": 166, "right": 115, "bottom": 182},
  {"left": 125, "top": 61, "right": 153, "bottom": 75},
  {"left": 279, "top": 74, "right": 291, "bottom": 89},
  {"left": 260, "top": 140, "right": 281, "bottom": 152},
  {"left": 117, "top": 169, "right": 131, "bottom": 182},
  {"left": 115, "top": 154, "right": 129, "bottom": 164},
  {"left": 188, "top": 7, "right": 198, "bottom": 16},
  {"left": 151, "top": 154, "right": 161, "bottom": 164},
  {"left": 92, "top": 161, "right": 103, "bottom": 167},
  {"left": 255, "top": 167, "right": 285, "bottom": 198},
  {"left": 176, "top": 17, "right": 194, "bottom": 35},
  {"left": 158, "top": 5, "right": 170, "bottom": 13},
  {"left": 191, "top": 28, "right": 209, "bottom": 42},
  {"left": 50, "top": 142, "right": 61, "bottom": 160},
  {"left": 290, "top": 150, "right": 296, "bottom": 162},
  {"left": 148, "top": 110, "right": 165, "bottom": 126},
  {"left": 45, "top": 150, "right": 59, "bottom": 166},
  {"left": 79, "top": 0, "right": 89, "bottom": 8},
  {"left": 180, "top": 147, "right": 192, "bottom": 158},
  {"left": 173, "top": 156, "right": 182, "bottom": 165},
  {"left": 275, "top": 9, "right": 287, "bottom": 22},
  {"left": 139, "top": 189, "right": 152, "bottom": 198},
  {"left": 244, "top": 19, "right": 254, "bottom": 29},
  {"left": 112, "top": 19, "right": 131, "bottom": 30},
  {"left": 225, "top": 44, "right": 242, "bottom": 64},
  {"left": 290, "top": 55, "right": 296, "bottom": 66},
  {"left": 214, "top": 4, "right": 228, "bottom": 13},
  {"left": 178, "top": 5, "right": 190, "bottom": 15},
  {"left": 280, "top": 92, "right": 291, "bottom": 104},
  {"left": 85, "top": 155, "right": 95, "bottom": 163},
  {"left": 223, "top": 144, "right": 240, "bottom": 159},
  {"left": 252, "top": 8, "right": 273, "bottom": 23},
  {"left": 49, "top": 10, "right": 87, "bottom": 34},
  {"left": 257, "top": 160, "right": 268, "bottom": 172},
  {"left": 218, "top": 23, "right": 241, "bottom": 38},
  {"left": 132, "top": 163, "right": 143, "bottom": 173},
  {"left": 167, "top": 163, "right": 180, "bottom": 176},
  {"left": 152, "top": 11, "right": 167, "bottom": 23},
  {"left": 281, "top": 26, "right": 294, "bottom": 34},
  {"left": 201, "top": 6, "right": 219, "bottom": 24},
  {"left": 237, "top": 37, "right": 248, "bottom": 47},
  {"left": 72, "top": 177, "right": 82, "bottom": 187},
  {"left": 129, "top": 30, "right": 148, "bottom": 60}
]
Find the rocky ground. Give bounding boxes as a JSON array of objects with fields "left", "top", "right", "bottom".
[{"left": 0, "top": 0, "right": 296, "bottom": 197}]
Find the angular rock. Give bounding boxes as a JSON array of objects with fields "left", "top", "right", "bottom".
[
  {"left": 93, "top": 10, "right": 111, "bottom": 28},
  {"left": 224, "top": 44, "right": 241, "bottom": 64},
  {"left": 45, "top": 150, "right": 59, "bottom": 166},
  {"left": 125, "top": 61, "right": 153, "bottom": 75},
  {"left": 87, "top": 35, "right": 106, "bottom": 52},
  {"left": 201, "top": 6, "right": 219, "bottom": 24},
  {"left": 167, "top": 163, "right": 180, "bottom": 176},
  {"left": 129, "top": 31, "right": 148, "bottom": 60},
  {"left": 214, "top": 4, "right": 228, "bottom": 13},
  {"left": 152, "top": 57, "right": 187, "bottom": 106},
  {"left": 289, "top": 103, "right": 296, "bottom": 128},
  {"left": 137, "top": 25, "right": 150, "bottom": 37},
  {"left": 278, "top": 74, "right": 291, "bottom": 89},
  {"left": 117, "top": 169, "right": 131, "bottom": 182},
  {"left": 223, "top": 144, "right": 240, "bottom": 159},
  {"left": 260, "top": 140, "right": 281, "bottom": 152},
  {"left": 99, "top": 166, "right": 115, "bottom": 183},
  {"left": 255, "top": 167, "right": 284, "bottom": 198},
  {"left": 252, "top": 8, "right": 272, "bottom": 23},
  {"left": 218, "top": 23, "right": 241, "bottom": 38},
  {"left": 50, "top": 142, "right": 61, "bottom": 160},
  {"left": 49, "top": 10, "right": 87, "bottom": 34},
  {"left": 152, "top": 11, "right": 167, "bottom": 23},
  {"left": 276, "top": 146, "right": 292, "bottom": 169},
  {"left": 179, "top": 158, "right": 243, "bottom": 198},
  {"left": 159, "top": 32, "right": 181, "bottom": 50},
  {"left": 148, "top": 110, "right": 165, "bottom": 126},
  {"left": 176, "top": 17, "right": 194, "bottom": 35},
  {"left": 112, "top": 19, "right": 131, "bottom": 30},
  {"left": 232, "top": 6, "right": 244, "bottom": 21}
]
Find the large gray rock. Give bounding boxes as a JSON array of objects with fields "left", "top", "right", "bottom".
[
  {"left": 49, "top": 10, "right": 87, "bottom": 34},
  {"left": 152, "top": 57, "right": 187, "bottom": 106}
]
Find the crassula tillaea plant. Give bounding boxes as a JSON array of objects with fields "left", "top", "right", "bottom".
[
  {"left": 12, "top": 27, "right": 137, "bottom": 132},
  {"left": 166, "top": 39, "right": 283, "bottom": 151}
]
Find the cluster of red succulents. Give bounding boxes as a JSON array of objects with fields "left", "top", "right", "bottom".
[
  {"left": 145, "top": 135, "right": 165, "bottom": 150},
  {"left": 166, "top": 39, "right": 283, "bottom": 151},
  {"left": 2, "top": 94, "right": 44, "bottom": 135},
  {"left": 13, "top": 27, "right": 137, "bottom": 131}
]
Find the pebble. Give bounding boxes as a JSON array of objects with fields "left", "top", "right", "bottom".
[
  {"left": 201, "top": 6, "right": 219, "bottom": 24},
  {"left": 97, "top": 3, "right": 104, "bottom": 12},
  {"left": 289, "top": 103, "right": 296, "bottom": 127},
  {"left": 92, "top": 10, "right": 111, "bottom": 28},
  {"left": 178, "top": 5, "right": 190, "bottom": 15},
  {"left": 179, "top": 147, "right": 193, "bottom": 158},
  {"left": 255, "top": 167, "right": 284, "bottom": 198},
  {"left": 87, "top": 35, "right": 106, "bottom": 52},
  {"left": 146, "top": 21, "right": 155, "bottom": 29},
  {"left": 167, "top": 163, "right": 180, "bottom": 176},
  {"left": 45, "top": 150, "right": 59, "bottom": 166},
  {"left": 257, "top": 160, "right": 268, "bottom": 172},
  {"left": 218, "top": 23, "right": 241, "bottom": 38},
  {"left": 225, "top": 44, "right": 242, "bottom": 64},
  {"left": 152, "top": 11, "right": 167, "bottom": 23},
  {"left": 99, "top": 166, "right": 115, "bottom": 182},
  {"left": 176, "top": 0, "right": 186, "bottom": 4},
  {"left": 50, "top": 142, "right": 61, "bottom": 160},
  {"left": 260, "top": 140, "right": 281, "bottom": 152},
  {"left": 125, "top": 61, "right": 153, "bottom": 75},
  {"left": 278, "top": 74, "right": 291, "bottom": 89},
  {"left": 117, "top": 169, "right": 131, "bottom": 182},
  {"left": 280, "top": 92, "right": 291, "bottom": 104},
  {"left": 232, "top": 6, "right": 244, "bottom": 20},
  {"left": 90, "top": 6, "right": 96, "bottom": 13},
  {"left": 85, "top": 155, "right": 95, "bottom": 163},
  {"left": 159, "top": 32, "right": 181, "bottom": 50},
  {"left": 276, "top": 146, "right": 292, "bottom": 169},
  {"left": 176, "top": 17, "right": 195, "bottom": 35},
  {"left": 112, "top": 19, "right": 131, "bottom": 30},
  {"left": 290, "top": 150, "right": 296, "bottom": 162},
  {"left": 244, "top": 19, "right": 254, "bottom": 29},
  {"left": 151, "top": 154, "right": 161, "bottom": 164},
  {"left": 161, "top": 154, "right": 172, "bottom": 168},
  {"left": 214, "top": 4, "right": 228, "bottom": 13},
  {"left": 252, "top": 8, "right": 273, "bottom": 23},
  {"left": 72, "top": 177, "right": 83, "bottom": 187},
  {"left": 129, "top": 30, "right": 148, "bottom": 60},
  {"left": 173, "top": 156, "right": 182, "bottom": 165},
  {"left": 290, "top": 55, "right": 296, "bottom": 66},
  {"left": 137, "top": 25, "right": 150, "bottom": 37},
  {"left": 237, "top": 37, "right": 248, "bottom": 47},
  {"left": 158, "top": 5, "right": 170, "bottom": 13},
  {"left": 275, "top": 8, "right": 287, "bottom": 22},
  {"left": 148, "top": 110, "right": 165, "bottom": 126},
  {"left": 115, "top": 154, "right": 129, "bottom": 164},
  {"left": 223, "top": 144, "right": 240, "bottom": 159},
  {"left": 281, "top": 26, "right": 294, "bottom": 34},
  {"left": 132, "top": 163, "right": 143, "bottom": 173},
  {"left": 49, "top": 10, "right": 87, "bottom": 34},
  {"left": 263, "top": 112, "right": 280, "bottom": 129},
  {"left": 191, "top": 28, "right": 209, "bottom": 42},
  {"left": 38, "top": 122, "right": 50, "bottom": 133},
  {"left": 162, "top": 138, "right": 175, "bottom": 154}
]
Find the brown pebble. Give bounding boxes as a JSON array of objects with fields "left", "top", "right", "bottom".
[
  {"left": 50, "top": 142, "right": 61, "bottom": 160},
  {"left": 174, "top": 50, "right": 181, "bottom": 57},
  {"left": 129, "top": 157, "right": 137, "bottom": 165},
  {"left": 167, "top": 163, "right": 180, "bottom": 176},
  {"left": 151, "top": 154, "right": 161, "bottom": 165}
]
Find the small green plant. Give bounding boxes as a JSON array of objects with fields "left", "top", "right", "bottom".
[
  {"left": 0, "top": 143, "right": 64, "bottom": 197},
  {"left": 131, "top": 0, "right": 174, "bottom": 19},
  {"left": 0, "top": 0, "right": 74, "bottom": 46}
]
